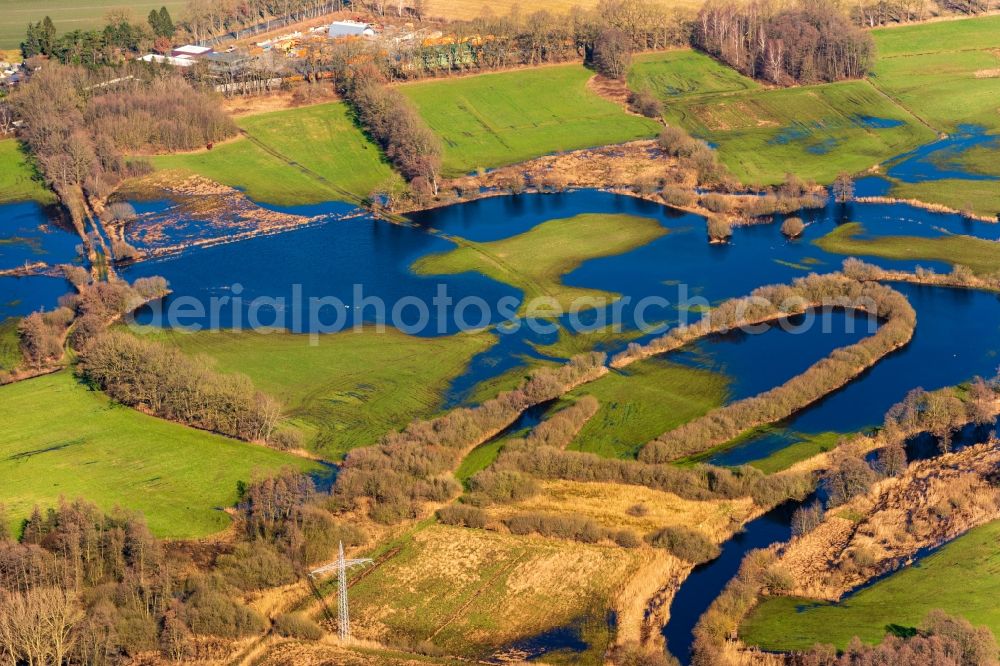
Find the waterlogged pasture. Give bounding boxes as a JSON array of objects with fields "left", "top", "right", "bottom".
[
  {"left": 139, "top": 326, "right": 496, "bottom": 459},
  {"left": 106, "top": 188, "right": 1000, "bottom": 470},
  {"left": 400, "top": 65, "right": 661, "bottom": 176},
  {"left": 869, "top": 16, "right": 1000, "bottom": 217},
  {"left": 414, "top": 213, "right": 668, "bottom": 311},
  {"left": 816, "top": 221, "right": 1000, "bottom": 276},
  {"left": 661, "top": 80, "right": 933, "bottom": 185}
]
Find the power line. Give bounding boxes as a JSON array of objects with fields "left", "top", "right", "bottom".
[{"left": 309, "top": 541, "right": 372, "bottom": 641}]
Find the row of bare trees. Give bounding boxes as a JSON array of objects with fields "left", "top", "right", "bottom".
[
  {"left": 693, "top": 0, "right": 875, "bottom": 84},
  {"left": 11, "top": 61, "right": 235, "bottom": 229},
  {"left": 333, "top": 353, "right": 607, "bottom": 524},
  {"left": 79, "top": 331, "right": 284, "bottom": 443},
  {"left": 289, "top": 0, "right": 690, "bottom": 84},
  {"left": 637, "top": 275, "right": 917, "bottom": 463}
]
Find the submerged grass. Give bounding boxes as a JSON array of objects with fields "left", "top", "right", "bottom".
[
  {"left": 814, "top": 222, "right": 1000, "bottom": 276},
  {"left": 740, "top": 518, "right": 1000, "bottom": 651},
  {"left": 747, "top": 430, "right": 848, "bottom": 474},
  {"left": 413, "top": 213, "right": 667, "bottom": 313},
  {"left": 0, "top": 371, "right": 314, "bottom": 538}
]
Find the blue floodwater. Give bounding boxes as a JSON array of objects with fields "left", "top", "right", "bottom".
[
  {"left": 663, "top": 499, "right": 801, "bottom": 663},
  {"left": 853, "top": 115, "right": 905, "bottom": 130},
  {"left": 0, "top": 201, "right": 78, "bottom": 271},
  {"left": 3, "top": 188, "right": 998, "bottom": 451},
  {"left": 0, "top": 201, "right": 77, "bottom": 320},
  {"left": 887, "top": 124, "right": 1000, "bottom": 183},
  {"left": 3, "top": 176, "right": 999, "bottom": 666}
]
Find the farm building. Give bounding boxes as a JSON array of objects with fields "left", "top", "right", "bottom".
[
  {"left": 328, "top": 21, "right": 376, "bottom": 39},
  {"left": 172, "top": 45, "right": 214, "bottom": 58},
  {"left": 138, "top": 53, "right": 197, "bottom": 67},
  {"left": 206, "top": 51, "right": 255, "bottom": 76}
]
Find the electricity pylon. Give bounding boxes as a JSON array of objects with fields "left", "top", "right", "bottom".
[{"left": 308, "top": 541, "right": 372, "bottom": 642}]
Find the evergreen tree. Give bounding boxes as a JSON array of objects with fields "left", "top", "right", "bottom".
[
  {"left": 40, "top": 16, "right": 56, "bottom": 52},
  {"left": 22, "top": 16, "right": 56, "bottom": 58},
  {"left": 158, "top": 7, "right": 175, "bottom": 37},
  {"left": 21, "top": 21, "right": 42, "bottom": 58},
  {"left": 148, "top": 9, "right": 162, "bottom": 36}
]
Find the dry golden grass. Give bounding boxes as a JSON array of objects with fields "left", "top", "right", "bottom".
[
  {"left": 253, "top": 636, "right": 465, "bottom": 665},
  {"left": 419, "top": 0, "right": 703, "bottom": 21},
  {"left": 485, "top": 479, "right": 757, "bottom": 543},
  {"left": 719, "top": 641, "right": 788, "bottom": 666},
  {"left": 615, "top": 549, "right": 689, "bottom": 650},
  {"left": 346, "top": 524, "right": 651, "bottom": 657},
  {"left": 777, "top": 442, "right": 1000, "bottom": 600}
]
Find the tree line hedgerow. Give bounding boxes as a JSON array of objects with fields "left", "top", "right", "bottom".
[{"left": 333, "top": 353, "right": 607, "bottom": 524}]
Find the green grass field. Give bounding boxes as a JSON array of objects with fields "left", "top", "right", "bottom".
[
  {"left": 872, "top": 15, "right": 1000, "bottom": 57},
  {"left": 414, "top": 213, "right": 667, "bottom": 313},
  {"left": 814, "top": 222, "right": 1000, "bottom": 276},
  {"left": 150, "top": 102, "right": 401, "bottom": 206},
  {"left": 0, "top": 0, "right": 185, "bottom": 50},
  {"left": 659, "top": 80, "right": 934, "bottom": 185},
  {"left": 740, "top": 519, "right": 1000, "bottom": 651},
  {"left": 628, "top": 50, "right": 759, "bottom": 100},
  {"left": 137, "top": 327, "right": 495, "bottom": 459},
  {"left": 0, "top": 139, "right": 54, "bottom": 204},
  {"left": 0, "top": 371, "right": 315, "bottom": 538},
  {"left": 401, "top": 65, "right": 661, "bottom": 176},
  {"left": 562, "top": 357, "right": 729, "bottom": 459},
  {"left": 0, "top": 317, "right": 20, "bottom": 372}
]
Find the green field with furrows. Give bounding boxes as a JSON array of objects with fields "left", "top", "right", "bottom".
[
  {"left": 0, "top": 138, "right": 54, "bottom": 204},
  {"left": 659, "top": 79, "right": 935, "bottom": 185},
  {"left": 562, "top": 357, "right": 729, "bottom": 459},
  {"left": 628, "top": 50, "right": 759, "bottom": 99},
  {"left": 0, "top": 371, "right": 315, "bottom": 538},
  {"left": 0, "top": 0, "right": 185, "bottom": 50},
  {"left": 413, "top": 213, "right": 668, "bottom": 313},
  {"left": 150, "top": 102, "right": 402, "bottom": 206},
  {"left": 400, "top": 64, "right": 662, "bottom": 176},
  {"left": 740, "top": 519, "right": 1000, "bottom": 651},
  {"left": 136, "top": 327, "right": 496, "bottom": 460}
]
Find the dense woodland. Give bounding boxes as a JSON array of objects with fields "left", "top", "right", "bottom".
[
  {"left": 0, "top": 469, "right": 363, "bottom": 665},
  {"left": 10, "top": 61, "right": 234, "bottom": 232},
  {"left": 693, "top": 0, "right": 875, "bottom": 83}
]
